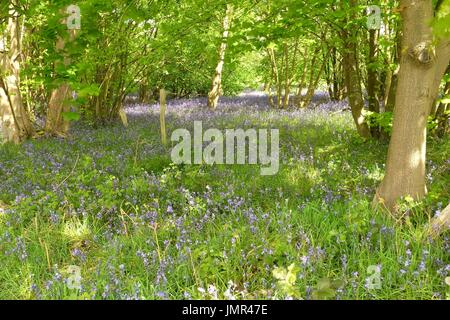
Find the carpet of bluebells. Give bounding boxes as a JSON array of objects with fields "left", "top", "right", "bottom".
[{"left": 0, "top": 92, "right": 449, "bottom": 300}]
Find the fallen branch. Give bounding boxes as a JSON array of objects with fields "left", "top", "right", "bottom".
[
  {"left": 56, "top": 153, "right": 80, "bottom": 189},
  {"left": 426, "top": 203, "right": 450, "bottom": 239}
]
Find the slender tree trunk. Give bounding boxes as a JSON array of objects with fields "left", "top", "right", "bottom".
[
  {"left": 0, "top": 0, "right": 33, "bottom": 143},
  {"left": 45, "top": 26, "right": 77, "bottom": 136},
  {"left": 207, "top": 5, "right": 232, "bottom": 110},
  {"left": 384, "top": 21, "right": 402, "bottom": 113},
  {"left": 266, "top": 77, "right": 275, "bottom": 108},
  {"left": 367, "top": 30, "right": 381, "bottom": 112},
  {"left": 160, "top": 89, "right": 167, "bottom": 146},
  {"left": 330, "top": 47, "right": 343, "bottom": 100},
  {"left": 267, "top": 47, "right": 282, "bottom": 108},
  {"left": 341, "top": 37, "right": 371, "bottom": 137},
  {"left": 385, "top": 66, "right": 399, "bottom": 112},
  {"left": 368, "top": 29, "right": 381, "bottom": 137},
  {"left": 338, "top": 59, "right": 347, "bottom": 100},
  {"left": 374, "top": 0, "right": 450, "bottom": 212},
  {"left": 383, "top": 68, "right": 393, "bottom": 108},
  {"left": 435, "top": 65, "right": 450, "bottom": 137},
  {"left": 341, "top": 0, "right": 371, "bottom": 138},
  {"left": 297, "top": 47, "right": 321, "bottom": 108},
  {"left": 138, "top": 81, "right": 151, "bottom": 104},
  {"left": 283, "top": 43, "right": 290, "bottom": 109},
  {"left": 324, "top": 46, "right": 335, "bottom": 100},
  {"left": 294, "top": 47, "right": 309, "bottom": 104},
  {"left": 300, "top": 50, "right": 327, "bottom": 108}
]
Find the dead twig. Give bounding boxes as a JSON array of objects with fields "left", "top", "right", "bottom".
[{"left": 56, "top": 153, "right": 80, "bottom": 189}]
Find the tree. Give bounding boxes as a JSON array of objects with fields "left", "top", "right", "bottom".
[
  {"left": 374, "top": 0, "right": 450, "bottom": 212},
  {"left": 0, "top": 0, "right": 34, "bottom": 143},
  {"left": 207, "top": 4, "right": 233, "bottom": 110},
  {"left": 45, "top": 7, "right": 79, "bottom": 136},
  {"left": 434, "top": 64, "right": 449, "bottom": 137},
  {"left": 341, "top": 0, "right": 372, "bottom": 139},
  {"left": 367, "top": 17, "right": 381, "bottom": 137}
]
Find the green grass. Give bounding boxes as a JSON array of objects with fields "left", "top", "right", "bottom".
[{"left": 0, "top": 104, "right": 449, "bottom": 300}]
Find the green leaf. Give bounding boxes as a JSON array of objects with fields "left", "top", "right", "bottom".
[
  {"left": 62, "top": 111, "right": 81, "bottom": 122},
  {"left": 317, "top": 278, "right": 331, "bottom": 291},
  {"left": 273, "top": 267, "right": 287, "bottom": 280},
  {"left": 77, "top": 84, "right": 100, "bottom": 98},
  {"left": 312, "top": 288, "right": 336, "bottom": 300}
]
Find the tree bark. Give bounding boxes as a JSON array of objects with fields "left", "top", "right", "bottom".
[
  {"left": 384, "top": 67, "right": 399, "bottom": 112},
  {"left": 341, "top": 0, "right": 371, "bottom": 138},
  {"left": 374, "top": 0, "right": 450, "bottom": 212},
  {"left": 297, "top": 47, "right": 321, "bottom": 108},
  {"left": 426, "top": 203, "right": 450, "bottom": 239},
  {"left": 160, "top": 89, "right": 167, "bottom": 146},
  {"left": 138, "top": 81, "right": 151, "bottom": 104},
  {"left": 267, "top": 47, "right": 282, "bottom": 108},
  {"left": 0, "top": 0, "right": 33, "bottom": 143},
  {"left": 207, "top": 5, "right": 232, "bottom": 110},
  {"left": 435, "top": 64, "right": 449, "bottom": 137},
  {"left": 367, "top": 30, "right": 381, "bottom": 112},
  {"left": 45, "top": 28, "right": 77, "bottom": 136},
  {"left": 383, "top": 26, "right": 400, "bottom": 112},
  {"left": 283, "top": 43, "right": 290, "bottom": 109},
  {"left": 368, "top": 29, "right": 381, "bottom": 137},
  {"left": 300, "top": 51, "right": 327, "bottom": 108}
]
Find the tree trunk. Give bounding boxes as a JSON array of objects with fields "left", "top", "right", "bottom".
[
  {"left": 385, "top": 67, "right": 399, "bottom": 112},
  {"left": 207, "top": 5, "right": 232, "bottom": 110},
  {"left": 426, "top": 203, "right": 450, "bottom": 239},
  {"left": 297, "top": 47, "right": 321, "bottom": 108},
  {"left": 138, "top": 82, "right": 151, "bottom": 104},
  {"left": 160, "top": 89, "right": 167, "bottom": 146},
  {"left": 0, "top": 0, "right": 33, "bottom": 143},
  {"left": 374, "top": 0, "right": 450, "bottom": 212},
  {"left": 330, "top": 47, "right": 345, "bottom": 101},
  {"left": 384, "top": 21, "right": 402, "bottom": 112},
  {"left": 267, "top": 47, "right": 282, "bottom": 108},
  {"left": 46, "top": 80, "right": 70, "bottom": 135},
  {"left": 283, "top": 43, "right": 290, "bottom": 109},
  {"left": 45, "top": 27, "right": 77, "bottom": 136},
  {"left": 341, "top": 0, "right": 371, "bottom": 139},
  {"left": 294, "top": 47, "right": 309, "bottom": 104},
  {"left": 435, "top": 65, "right": 450, "bottom": 137},
  {"left": 367, "top": 29, "right": 381, "bottom": 137},
  {"left": 300, "top": 49, "right": 327, "bottom": 108}
]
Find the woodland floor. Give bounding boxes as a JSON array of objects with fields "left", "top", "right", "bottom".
[{"left": 0, "top": 92, "right": 449, "bottom": 299}]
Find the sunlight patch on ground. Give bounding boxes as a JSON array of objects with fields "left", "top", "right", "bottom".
[
  {"left": 238, "top": 90, "right": 267, "bottom": 97},
  {"left": 62, "top": 218, "right": 92, "bottom": 244}
]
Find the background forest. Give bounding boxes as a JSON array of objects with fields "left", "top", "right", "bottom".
[{"left": 0, "top": 0, "right": 449, "bottom": 300}]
